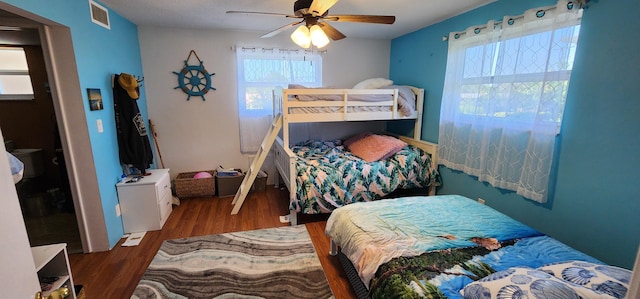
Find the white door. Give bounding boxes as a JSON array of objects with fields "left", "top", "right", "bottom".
[{"left": 0, "top": 129, "right": 41, "bottom": 298}]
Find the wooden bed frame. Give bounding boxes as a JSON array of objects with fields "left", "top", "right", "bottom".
[
  {"left": 272, "top": 86, "right": 438, "bottom": 225},
  {"left": 274, "top": 86, "right": 425, "bottom": 145}
]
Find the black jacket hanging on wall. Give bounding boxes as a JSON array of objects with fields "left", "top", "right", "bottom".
[{"left": 113, "top": 73, "right": 153, "bottom": 173}]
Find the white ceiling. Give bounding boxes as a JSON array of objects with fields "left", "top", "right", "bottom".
[{"left": 99, "top": 0, "right": 495, "bottom": 39}]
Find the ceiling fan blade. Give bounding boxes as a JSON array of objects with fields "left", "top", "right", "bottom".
[
  {"left": 261, "top": 20, "right": 305, "bottom": 38},
  {"left": 226, "top": 11, "right": 298, "bottom": 18},
  {"left": 324, "top": 15, "right": 395, "bottom": 24},
  {"left": 318, "top": 22, "right": 346, "bottom": 41},
  {"left": 308, "top": 0, "right": 339, "bottom": 17}
]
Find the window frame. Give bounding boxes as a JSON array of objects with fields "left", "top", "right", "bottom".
[
  {"left": 0, "top": 47, "right": 35, "bottom": 101},
  {"left": 447, "top": 24, "right": 581, "bottom": 131},
  {"left": 437, "top": 5, "right": 583, "bottom": 203},
  {"left": 235, "top": 47, "right": 322, "bottom": 153},
  {"left": 236, "top": 48, "right": 322, "bottom": 117}
]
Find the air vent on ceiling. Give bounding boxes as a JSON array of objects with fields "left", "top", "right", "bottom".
[{"left": 89, "top": 0, "right": 110, "bottom": 30}]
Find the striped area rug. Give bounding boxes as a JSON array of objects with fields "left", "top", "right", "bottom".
[{"left": 131, "top": 225, "right": 334, "bottom": 299}]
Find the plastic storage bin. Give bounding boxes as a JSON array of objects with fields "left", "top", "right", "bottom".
[{"left": 216, "top": 169, "right": 244, "bottom": 197}]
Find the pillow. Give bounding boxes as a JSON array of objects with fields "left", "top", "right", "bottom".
[
  {"left": 343, "top": 132, "right": 373, "bottom": 148},
  {"left": 387, "top": 85, "right": 417, "bottom": 116},
  {"left": 461, "top": 267, "right": 613, "bottom": 299},
  {"left": 353, "top": 78, "right": 393, "bottom": 89},
  {"left": 345, "top": 134, "right": 407, "bottom": 162},
  {"left": 538, "top": 260, "right": 631, "bottom": 299}
]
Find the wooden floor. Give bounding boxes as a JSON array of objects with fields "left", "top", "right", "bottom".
[{"left": 68, "top": 186, "right": 357, "bottom": 298}]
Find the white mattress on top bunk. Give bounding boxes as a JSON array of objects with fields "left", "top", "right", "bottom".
[
  {"left": 288, "top": 105, "right": 395, "bottom": 115},
  {"left": 283, "top": 84, "right": 418, "bottom": 118}
]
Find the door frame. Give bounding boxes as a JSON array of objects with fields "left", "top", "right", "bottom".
[{"left": 1, "top": 2, "right": 110, "bottom": 252}]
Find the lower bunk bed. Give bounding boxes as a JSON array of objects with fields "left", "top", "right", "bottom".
[
  {"left": 274, "top": 133, "right": 440, "bottom": 225},
  {"left": 273, "top": 84, "right": 440, "bottom": 225},
  {"left": 325, "top": 195, "right": 633, "bottom": 299}
]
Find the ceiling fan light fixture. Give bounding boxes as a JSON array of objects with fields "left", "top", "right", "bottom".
[
  {"left": 231, "top": 0, "right": 395, "bottom": 45},
  {"left": 291, "top": 25, "right": 311, "bottom": 48},
  {"left": 310, "top": 25, "right": 330, "bottom": 48}
]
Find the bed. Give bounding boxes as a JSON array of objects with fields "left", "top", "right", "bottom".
[
  {"left": 273, "top": 84, "right": 439, "bottom": 225},
  {"left": 285, "top": 137, "right": 439, "bottom": 215},
  {"left": 274, "top": 84, "right": 424, "bottom": 148},
  {"left": 325, "top": 195, "right": 633, "bottom": 299}
]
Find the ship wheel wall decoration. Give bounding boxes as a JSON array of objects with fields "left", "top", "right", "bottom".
[{"left": 173, "top": 50, "right": 215, "bottom": 101}]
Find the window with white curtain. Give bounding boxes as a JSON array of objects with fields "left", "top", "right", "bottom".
[
  {"left": 438, "top": 0, "right": 583, "bottom": 203},
  {"left": 236, "top": 47, "right": 322, "bottom": 153}
]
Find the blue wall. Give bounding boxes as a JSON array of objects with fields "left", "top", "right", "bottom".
[
  {"left": 390, "top": 0, "right": 640, "bottom": 269},
  {"left": 2, "top": 0, "right": 148, "bottom": 247}
]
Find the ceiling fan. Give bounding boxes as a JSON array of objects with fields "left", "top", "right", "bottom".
[{"left": 227, "top": 0, "right": 395, "bottom": 47}]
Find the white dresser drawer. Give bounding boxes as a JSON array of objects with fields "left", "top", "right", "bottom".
[
  {"left": 156, "top": 172, "right": 171, "bottom": 201},
  {"left": 117, "top": 169, "right": 172, "bottom": 233},
  {"left": 159, "top": 189, "right": 172, "bottom": 226}
]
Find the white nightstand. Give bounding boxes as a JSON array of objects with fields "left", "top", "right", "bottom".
[{"left": 116, "top": 169, "right": 172, "bottom": 233}]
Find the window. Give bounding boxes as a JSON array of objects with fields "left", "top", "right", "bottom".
[
  {"left": 438, "top": 3, "right": 583, "bottom": 203},
  {"left": 455, "top": 25, "right": 579, "bottom": 128},
  {"left": 236, "top": 47, "right": 322, "bottom": 153},
  {"left": 0, "top": 47, "right": 35, "bottom": 100}
]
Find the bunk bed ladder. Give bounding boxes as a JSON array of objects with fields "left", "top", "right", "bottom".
[{"left": 231, "top": 113, "right": 283, "bottom": 214}]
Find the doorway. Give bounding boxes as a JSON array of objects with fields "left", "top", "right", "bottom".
[
  {"left": 0, "top": 14, "right": 83, "bottom": 252},
  {"left": 0, "top": 3, "right": 115, "bottom": 253}
]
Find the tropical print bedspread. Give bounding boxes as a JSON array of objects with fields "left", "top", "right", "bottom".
[
  {"left": 325, "top": 195, "right": 631, "bottom": 298},
  {"left": 326, "top": 195, "right": 541, "bottom": 288},
  {"left": 289, "top": 139, "right": 439, "bottom": 214},
  {"left": 369, "top": 235, "right": 606, "bottom": 298}
]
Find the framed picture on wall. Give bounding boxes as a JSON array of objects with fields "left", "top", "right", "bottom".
[{"left": 87, "top": 88, "right": 103, "bottom": 111}]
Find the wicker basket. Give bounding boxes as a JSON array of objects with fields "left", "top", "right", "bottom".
[{"left": 174, "top": 170, "right": 216, "bottom": 198}]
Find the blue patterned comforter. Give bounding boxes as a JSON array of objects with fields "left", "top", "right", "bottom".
[
  {"left": 325, "top": 195, "right": 629, "bottom": 298},
  {"left": 289, "top": 139, "right": 439, "bottom": 214}
]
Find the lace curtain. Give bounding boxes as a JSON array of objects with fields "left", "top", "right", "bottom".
[
  {"left": 236, "top": 47, "right": 322, "bottom": 153},
  {"left": 438, "top": 0, "right": 582, "bottom": 203}
]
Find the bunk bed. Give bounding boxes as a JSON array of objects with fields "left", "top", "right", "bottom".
[{"left": 272, "top": 84, "right": 439, "bottom": 225}]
